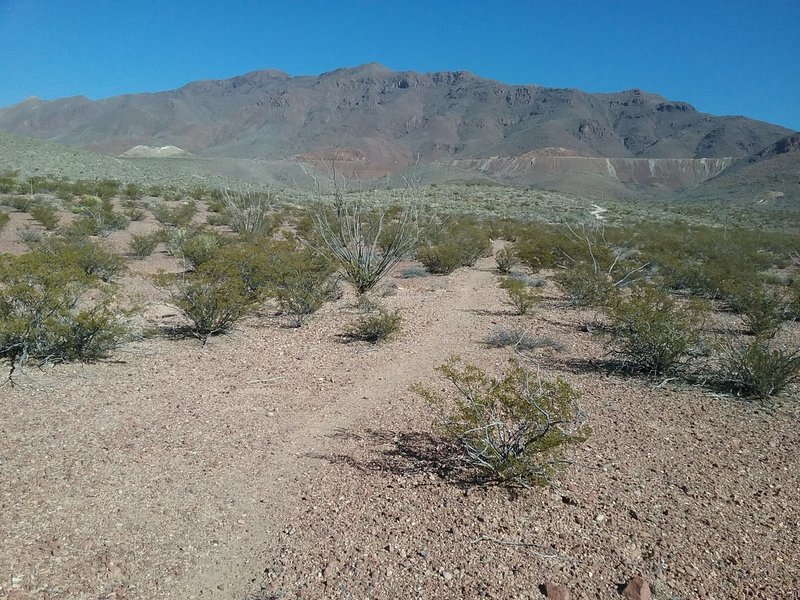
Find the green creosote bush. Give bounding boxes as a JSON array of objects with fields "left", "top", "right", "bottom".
[
  {"left": 152, "top": 200, "right": 198, "bottom": 228},
  {"left": 29, "top": 202, "right": 61, "bottom": 231},
  {"left": 128, "top": 233, "right": 161, "bottom": 259},
  {"left": 120, "top": 198, "right": 147, "bottom": 221},
  {"left": 445, "top": 219, "right": 492, "bottom": 267},
  {"left": 606, "top": 284, "right": 706, "bottom": 376},
  {"left": 69, "top": 195, "right": 128, "bottom": 236},
  {"left": 206, "top": 212, "right": 230, "bottom": 227},
  {"left": 0, "top": 170, "right": 18, "bottom": 194},
  {"left": 514, "top": 223, "right": 587, "bottom": 272},
  {"left": 342, "top": 303, "right": 402, "bottom": 343},
  {"left": 0, "top": 211, "right": 9, "bottom": 231},
  {"left": 0, "top": 251, "right": 129, "bottom": 379},
  {"left": 724, "top": 282, "right": 788, "bottom": 338},
  {"left": 414, "top": 358, "right": 590, "bottom": 487},
  {"left": 417, "top": 217, "right": 492, "bottom": 274},
  {"left": 500, "top": 277, "right": 541, "bottom": 315},
  {"left": 555, "top": 264, "right": 617, "bottom": 308},
  {"left": 717, "top": 336, "right": 800, "bottom": 400},
  {"left": 43, "top": 237, "right": 126, "bottom": 283},
  {"left": 265, "top": 241, "right": 336, "bottom": 327},
  {"left": 167, "top": 273, "right": 252, "bottom": 344},
  {"left": 123, "top": 183, "right": 142, "bottom": 200},
  {"left": 1, "top": 194, "right": 30, "bottom": 211},
  {"left": 495, "top": 246, "right": 517, "bottom": 274},
  {"left": 92, "top": 179, "right": 120, "bottom": 200},
  {"left": 178, "top": 231, "right": 225, "bottom": 271},
  {"left": 415, "top": 243, "right": 464, "bottom": 275}
]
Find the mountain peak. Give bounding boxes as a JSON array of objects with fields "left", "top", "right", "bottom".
[{"left": 321, "top": 63, "right": 393, "bottom": 78}]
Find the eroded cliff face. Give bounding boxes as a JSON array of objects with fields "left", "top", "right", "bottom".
[{"left": 450, "top": 153, "right": 735, "bottom": 189}]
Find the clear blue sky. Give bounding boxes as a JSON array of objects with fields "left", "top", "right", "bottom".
[{"left": 1, "top": 0, "right": 798, "bottom": 130}]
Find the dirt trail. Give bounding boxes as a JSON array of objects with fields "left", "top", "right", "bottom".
[
  {"left": 174, "top": 261, "right": 499, "bottom": 599},
  {"left": 1, "top": 257, "right": 503, "bottom": 600}
]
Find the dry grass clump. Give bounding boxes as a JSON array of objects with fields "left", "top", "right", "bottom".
[{"left": 484, "top": 327, "right": 564, "bottom": 353}]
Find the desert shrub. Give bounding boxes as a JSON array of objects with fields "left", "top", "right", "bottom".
[
  {"left": 415, "top": 359, "right": 589, "bottom": 487},
  {"left": 153, "top": 201, "right": 197, "bottom": 227},
  {"left": 717, "top": 336, "right": 800, "bottom": 399},
  {"left": 41, "top": 237, "right": 126, "bottom": 282},
  {"left": 555, "top": 264, "right": 617, "bottom": 307},
  {"left": 0, "top": 211, "right": 9, "bottom": 231},
  {"left": 70, "top": 196, "right": 128, "bottom": 236},
  {"left": 0, "top": 251, "right": 129, "bottom": 378},
  {"left": 221, "top": 189, "right": 277, "bottom": 236},
  {"left": 206, "top": 241, "right": 275, "bottom": 301},
  {"left": 16, "top": 226, "right": 43, "bottom": 247},
  {"left": 415, "top": 243, "right": 463, "bottom": 275},
  {"left": 657, "top": 257, "right": 718, "bottom": 296},
  {"left": 3, "top": 195, "right": 33, "bottom": 212},
  {"left": 640, "top": 224, "right": 774, "bottom": 299},
  {"left": 178, "top": 231, "right": 224, "bottom": 271},
  {"left": 787, "top": 280, "right": 800, "bottom": 320},
  {"left": 495, "top": 246, "right": 517, "bottom": 273},
  {"left": 164, "top": 227, "right": 190, "bottom": 257},
  {"left": 445, "top": 219, "right": 492, "bottom": 266},
  {"left": 188, "top": 185, "right": 210, "bottom": 201},
  {"left": 29, "top": 202, "right": 61, "bottom": 230},
  {"left": 398, "top": 266, "right": 430, "bottom": 278},
  {"left": 123, "top": 183, "right": 142, "bottom": 200},
  {"left": 93, "top": 179, "right": 120, "bottom": 200},
  {"left": 265, "top": 242, "right": 336, "bottom": 327},
  {"left": 121, "top": 198, "right": 146, "bottom": 221},
  {"left": 514, "top": 223, "right": 587, "bottom": 272},
  {"left": 500, "top": 277, "right": 540, "bottom": 315},
  {"left": 206, "top": 212, "right": 230, "bottom": 227},
  {"left": 508, "top": 273, "right": 546, "bottom": 287},
  {"left": 165, "top": 271, "right": 253, "bottom": 344},
  {"left": 24, "top": 176, "right": 50, "bottom": 194},
  {"left": 420, "top": 217, "right": 491, "bottom": 270},
  {"left": 0, "top": 170, "right": 18, "bottom": 194},
  {"left": 606, "top": 284, "right": 705, "bottom": 376},
  {"left": 486, "top": 217, "right": 524, "bottom": 242},
  {"left": 314, "top": 198, "right": 419, "bottom": 294},
  {"left": 128, "top": 233, "right": 161, "bottom": 259},
  {"left": 484, "top": 327, "right": 564, "bottom": 353},
  {"left": 342, "top": 303, "right": 402, "bottom": 343},
  {"left": 724, "top": 283, "right": 788, "bottom": 338}
]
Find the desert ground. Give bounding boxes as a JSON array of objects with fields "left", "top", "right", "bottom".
[{"left": 1, "top": 197, "right": 799, "bottom": 600}]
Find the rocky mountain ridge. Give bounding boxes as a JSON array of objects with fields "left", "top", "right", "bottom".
[{"left": 0, "top": 64, "right": 796, "bottom": 197}]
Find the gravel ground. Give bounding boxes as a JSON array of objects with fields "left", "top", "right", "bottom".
[{"left": 1, "top": 230, "right": 799, "bottom": 600}]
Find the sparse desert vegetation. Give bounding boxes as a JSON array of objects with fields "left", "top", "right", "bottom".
[{"left": 1, "top": 166, "right": 799, "bottom": 600}]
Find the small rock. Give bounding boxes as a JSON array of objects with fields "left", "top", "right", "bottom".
[
  {"left": 595, "top": 513, "right": 606, "bottom": 523},
  {"left": 622, "top": 575, "right": 652, "bottom": 600},
  {"left": 443, "top": 571, "right": 453, "bottom": 581},
  {"left": 542, "top": 582, "right": 570, "bottom": 599}
]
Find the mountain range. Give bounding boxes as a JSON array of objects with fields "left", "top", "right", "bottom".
[{"left": 0, "top": 64, "right": 797, "bottom": 200}]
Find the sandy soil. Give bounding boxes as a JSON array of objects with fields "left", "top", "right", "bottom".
[{"left": 1, "top": 221, "right": 799, "bottom": 599}]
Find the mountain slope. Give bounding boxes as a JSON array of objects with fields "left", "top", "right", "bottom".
[
  {"left": 682, "top": 132, "right": 800, "bottom": 203},
  {"left": 0, "top": 64, "right": 791, "bottom": 176}
]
